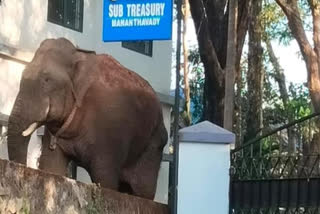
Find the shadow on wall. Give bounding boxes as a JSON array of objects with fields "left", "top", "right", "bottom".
[
  {"left": 0, "top": 0, "right": 23, "bottom": 46},
  {"left": 0, "top": 58, "right": 24, "bottom": 115},
  {"left": 0, "top": 0, "right": 96, "bottom": 52},
  {"left": 0, "top": 0, "right": 93, "bottom": 114}
]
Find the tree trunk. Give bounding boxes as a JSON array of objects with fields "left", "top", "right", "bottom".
[
  {"left": 182, "top": 0, "right": 191, "bottom": 125},
  {"left": 188, "top": 0, "right": 251, "bottom": 126},
  {"left": 265, "top": 39, "right": 289, "bottom": 106},
  {"left": 235, "top": 65, "right": 244, "bottom": 147},
  {"left": 224, "top": 0, "right": 238, "bottom": 131},
  {"left": 265, "top": 38, "right": 295, "bottom": 152},
  {"left": 245, "top": 0, "right": 264, "bottom": 142}
]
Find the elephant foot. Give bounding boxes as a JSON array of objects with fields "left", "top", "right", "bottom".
[
  {"left": 118, "top": 181, "right": 133, "bottom": 195},
  {"left": 120, "top": 146, "right": 163, "bottom": 200}
]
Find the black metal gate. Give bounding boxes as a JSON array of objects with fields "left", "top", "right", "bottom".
[{"left": 230, "top": 113, "right": 320, "bottom": 213}]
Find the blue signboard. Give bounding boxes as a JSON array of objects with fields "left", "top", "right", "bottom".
[{"left": 103, "top": 0, "right": 172, "bottom": 42}]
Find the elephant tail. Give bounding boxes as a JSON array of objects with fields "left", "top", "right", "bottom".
[
  {"left": 153, "top": 113, "right": 168, "bottom": 152},
  {"left": 159, "top": 122, "right": 168, "bottom": 151}
]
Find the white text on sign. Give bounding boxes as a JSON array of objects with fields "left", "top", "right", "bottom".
[{"left": 109, "top": 3, "right": 166, "bottom": 18}]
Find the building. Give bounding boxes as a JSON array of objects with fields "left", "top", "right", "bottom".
[{"left": 0, "top": 0, "right": 173, "bottom": 203}]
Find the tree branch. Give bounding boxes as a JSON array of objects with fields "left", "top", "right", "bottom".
[
  {"left": 276, "top": 0, "right": 314, "bottom": 63},
  {"left": 189, "top": 0, "right": 224, "bottom": 87},
  {"left": 264, "top": 38, "right": 289, "bottom": 106},
  {"left": 235, "top": 0, "right": 251, "bottom": 82},
  {"left": 309, "top": 0, "right": 320, "bottom": 60},
  {"left": 224, "top": 0, "right": 238, "bottom": 131},
  {"left": 236, "top": 0, "right": 251, "bottom": 62}
]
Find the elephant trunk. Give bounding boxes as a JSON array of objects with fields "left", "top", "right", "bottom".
[
  {"left": 7, "top": 96, "right": 33, "bottom": 164},
  {"left": 7, "top": 78, "right": 50, "bottom": 165}
]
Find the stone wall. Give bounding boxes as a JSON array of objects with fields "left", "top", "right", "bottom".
[{"left": 0, "top": 159, "right": 168, "bottom": 214}]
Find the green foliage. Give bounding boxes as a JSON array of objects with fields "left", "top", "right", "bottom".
[
  {"left": 86, "top": 202, "right": 101, "bottom": 214},
  {"left": 287, "top": 83, "right": 311, "bottom": 118},
  {"left": 261, "top": 0, "right": 312, "bottom": 45},
  {"left": 236, "top": 0, "right": 313, "bottom": 142},
  {"left": 298, "top": 0, "right": 313, "bottom": 31},
  {"left": 236, "top": 40, "right": 312, "bottom": 147},
  {"left": 261, "top": 1, "right": 292, "bottom": 45},
  {"left": 187, "top": 48, "right": 204, "bottom": 124},
  {"left": 261, "top": 36, "right": 311, "bottom": 128},
  {"left": 85, "top": 187, "right": 105, "bottom": 214},
  {"left": 22, "top": 199, "right": 30, "bottom": 214},
  {"left": 263, "top": 73, "right": 311, "bottom": 128}
]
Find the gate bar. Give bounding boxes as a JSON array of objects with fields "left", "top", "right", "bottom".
[
  {"left": 169, "top": 0, "right": 183, "bottom": 212},
  {"left": 232, "top": 112, "right": 320, "bottom": 153}
]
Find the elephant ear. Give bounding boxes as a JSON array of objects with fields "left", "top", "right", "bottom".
[{"left": 71, "top": 51, "right": 98, "bottom": 107}]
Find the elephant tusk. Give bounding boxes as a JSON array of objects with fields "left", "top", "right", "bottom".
[
  {"left": 22, "top": 122, "right": 39, "bottom": 137},
  {"left": 45, "top": 103, "right": 50, "bottom": 119}
]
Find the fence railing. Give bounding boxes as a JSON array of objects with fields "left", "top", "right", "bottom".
[
  {"left": 231, "top": 112, "right": 320, "bottom": 181},
  {"left": 230, "top": 113, "right": 320, "bottom": 213}
]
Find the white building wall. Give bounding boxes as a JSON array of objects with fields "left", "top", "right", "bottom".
[
  {"left": 0, "top": 0, "right": 172, "bottom": 95},
  {"left": 0, "top": 58, "right": 23, "bottom": 115},
  {"left": 0, "top": 126, "right": 8, "bottom": 160}
]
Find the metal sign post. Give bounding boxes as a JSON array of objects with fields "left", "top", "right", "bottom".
[{"left": 169, "top": 0, "right": 182, "bottom": 212}]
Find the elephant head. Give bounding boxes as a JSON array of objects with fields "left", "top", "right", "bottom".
[{"left": 7, "top": 38, "right": 93, "bottom": 164}]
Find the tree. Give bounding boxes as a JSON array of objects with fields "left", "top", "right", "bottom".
[
  {"left": 275, "top": 0, "right": 320, "bottom": 112},
  {"left": 234, "top": 56, "right": 247, "bottom": 146},
  {"left": 275, "top": 0, "right": 320, "bottom": 150},
  {"left": 264, "top": 39, "right": 289, "bottom": 108},
  {"left": 224, "top": 0, "right": 238, "bottom": 131},
  {"left": 182, "top": 0, "right": 191, "bottom": 125},
  {"left": 188, "top": 48, "right": 205, "bottom": 124},
  {"left": 260, "top": 0, "right": 302, "bottom": 151},
  {"left": 264, "top": 38, "right": 299, "bottom": 152},
  {"left": 244, "top": 0, "right": 264, "bottom": 141},
  {"left": 188, "top": 0, "right": 251, "bottom": 126}
]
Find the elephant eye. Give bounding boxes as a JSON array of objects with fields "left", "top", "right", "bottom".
[
  {"left": 43, "top": 76, "right": 51, "bottom": 83},
  {"left": 41, "top": 76, "right": 52, "bottom": 89}
]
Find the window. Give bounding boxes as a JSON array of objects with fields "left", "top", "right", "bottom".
[
  {"left": 122, "top": 41, "right": 153, "bottom": 57},
  {"left": 47, "top": 0, "right": 83, "bottom": 32}
]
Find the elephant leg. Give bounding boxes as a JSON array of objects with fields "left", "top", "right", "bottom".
[
  {"left": 39, "top": 128, "right": 70, "bottom": 177},
  {"left": 89, "top": 156, "right": 121, "bottom": 191},
  {"left": 121, "top": 144, "right": 163, "bottom": 199},
  {"left": 121, "top": 123, "right": 167, "bottom": 200}
]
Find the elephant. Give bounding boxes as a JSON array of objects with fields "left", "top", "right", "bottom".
[{"left": 7, "top": 38, "right": 168, "bottom": 200}]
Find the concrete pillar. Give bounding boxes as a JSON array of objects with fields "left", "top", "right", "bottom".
[{"left": 177, "top": 121, "right": 235, "bottom": 214}]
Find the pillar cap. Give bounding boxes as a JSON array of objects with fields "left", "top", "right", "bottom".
[{"left": 179, "top": 121, "right": 235, "bottom": 144}]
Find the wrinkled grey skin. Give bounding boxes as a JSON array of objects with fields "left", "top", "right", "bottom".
[{"left": 7, "top": 38, "right": 168, "bottom": 199}]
